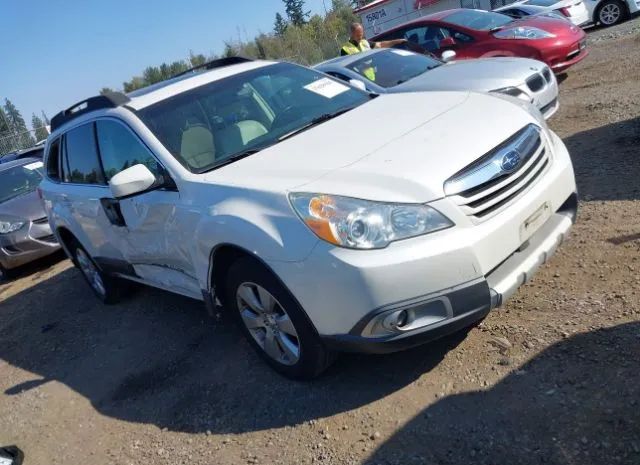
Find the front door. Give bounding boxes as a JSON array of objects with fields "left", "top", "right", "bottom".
[{"left": 94, "top": 118, "right": 200, "bottom": 298}]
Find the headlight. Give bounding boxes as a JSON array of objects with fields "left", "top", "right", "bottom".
[
  {"left": 289, "top": 193, "right": 453, "bottom": 250},
  {"left": 491, "top": 87, "right": 533, "bottom": 102},
  {"left": 0, "top": 221, "right": 25, "bottom": 234},
  {"left": 494, "top": 27, "right": 555, "bottom": 39}
]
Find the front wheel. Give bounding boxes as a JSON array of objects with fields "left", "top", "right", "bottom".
[
  {"left": 224, "top": 257, "right": 334, "bottom": 380},
  {"left": 597, "top": 0, "right": 625, "bottom": 26}
]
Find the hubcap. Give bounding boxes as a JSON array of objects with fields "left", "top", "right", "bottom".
[
  {"left": 236, "top": 283, "right": 300, "bottom": 365},
  {"left": 600, "top": 4, "right": 620, "bottom": 24},
  {"left": 76, "top": 249, "right": 106, "bottom": 297}
]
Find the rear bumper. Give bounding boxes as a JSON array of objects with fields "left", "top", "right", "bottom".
[{"left": 323, "top": 193, "right": 577, "bottom": 354}]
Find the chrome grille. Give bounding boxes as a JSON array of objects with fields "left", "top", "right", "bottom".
[
  {"left": 444, "top": 124, "right": 550, "bottom": 221},
  {"left": 526, "top": 74, "right": 545, "bottom": 93}
]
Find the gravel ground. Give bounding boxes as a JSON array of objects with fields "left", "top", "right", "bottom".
[{"left": 1, "top": 18, "right": 639, "bottom": 465}]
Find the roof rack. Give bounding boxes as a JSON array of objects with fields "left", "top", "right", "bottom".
[
  {"left": 173, "top": 56, "right": 254, "bottom": 79},
  {"left": 50, "top": 91, "right": 131, "bottom": 132}
]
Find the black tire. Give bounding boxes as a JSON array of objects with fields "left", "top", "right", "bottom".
[
  {"left": 597, "top": 0, "right": 626, "bottom": 26},
  {"left": 0, "top": 262, "right": 18, "bottom": 281},
  {"left": 71, "top": 242, "right": 130, "bottom": 305},
  {"left": 223, "top": 257, "right": 335, "bottom": 380}
]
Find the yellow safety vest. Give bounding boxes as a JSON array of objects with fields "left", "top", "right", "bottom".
[{"left": 341, "top": 40, "right": 376, "bottom": 82}]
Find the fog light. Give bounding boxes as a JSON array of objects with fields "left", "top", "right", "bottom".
[{"left": 396, "top": 310, "right": 409, "bottom": 327}]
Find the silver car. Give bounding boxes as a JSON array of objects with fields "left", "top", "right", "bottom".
[
  {"left": 315, "top": 48, "right": 559, "bottom": 119},
  {"left": 0, "top": 158, "right": 60, "bottom": 278}
]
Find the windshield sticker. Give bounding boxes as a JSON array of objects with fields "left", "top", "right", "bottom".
[
  {"left": 23, "top": 161, "right": 44, "bottom": 170},
  {"left": 304, "top": 78, "right": 349, "bottom": 98},
  {"left": 392, "top": 49, "right": 414, "bottom": 57}
]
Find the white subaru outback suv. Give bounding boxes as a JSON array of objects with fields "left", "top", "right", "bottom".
[{"left": 40, "top": 57, "right": 577, "bottom": 379}]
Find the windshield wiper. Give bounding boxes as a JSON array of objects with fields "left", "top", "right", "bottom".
[
  {"left": 201, "top": 146, "right": 270, "bottom": 173},
  {"left": 278, "top": 106, "right": 358, "bottom": 142}
]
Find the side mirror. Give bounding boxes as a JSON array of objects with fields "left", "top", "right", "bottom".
[
  {"left": 440, "top": 37, "right": 457, "bottom": 48},
  {"left": 109, "top": 164, "right": 157, "bottom": 199},
  {"left": 349, "top": 79, "right": 368, "bottom": 92},
  {"left": 441, "top": 50, "right": 457, "bottom": 62}
]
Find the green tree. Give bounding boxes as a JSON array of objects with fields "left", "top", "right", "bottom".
[
  {"left": 4, "top": 99, "right": 34, "bottom": 148},
  {"left": 274, "top": 12, "right": 288, "bottom": 37},
  {"left": 41, "top": 111, "right": 50, "bottom": 126},
  {"left": 283, "top": 0, "right": 309, "bottom": 26},
  {"left": 31, "top": 114, "right": 49, "bottom": 141},
  {"left": 189, "top": 51, "right": 208, "bottom": 67},
  {"left": 99, "top": 87, "right": 115, "bottom": 95},
  {"left": 0, "top": 107, "right": 10, "bottom": 136}
]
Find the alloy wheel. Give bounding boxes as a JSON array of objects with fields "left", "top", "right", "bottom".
[
  {"left": 76, "top": 248, "right": 106, "bottom": 297},
  {"left": 600, "top": 3, "right": 621, "bottom": 25},
  {"left": 236, "top": 282, "right": 300, "bottom": 365}
]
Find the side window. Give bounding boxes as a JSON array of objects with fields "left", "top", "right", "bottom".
[
  {"left": 64, "top": 123, "right": 106, "bottom": 185},
  {"left": 46, "top": 138, "right": 61, "bottom": 181},
  {"left": 400, "top": 26, "right": 445, "bottom": 53},
  {"left": 95, "top": 120, "right": 162, "bottom": 181},
  {"left": 442, "top": 27, "right": 474, "bottom": 44}
]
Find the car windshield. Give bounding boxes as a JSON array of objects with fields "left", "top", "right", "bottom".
[
  {"left": 346, "top": 50, "right": 442, "bottom": 88},
  {"left": 444, "top": 10, "right": 514, "bottom": 30},
  {"left": 137, "top": 62, "right": 371, "bottom": 173},
  {"left": 524, "top": 0, "right": 558, "bottom": 6},
  {"left": 0, "top": 162, "right": 44, "bottom": 203}
]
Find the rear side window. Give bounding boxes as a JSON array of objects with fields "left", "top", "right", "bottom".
[
  {"left": 46, "top": 138, "right": 61, "bottom": 181},
  {"left": 64, "top": 123, "right": 106, "bottom": 185},
  {"left": 95, "top": 120, "right": 162, "bottom": 181}
]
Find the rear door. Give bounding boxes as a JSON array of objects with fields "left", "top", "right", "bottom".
[
  {"left": 57, "top": 122, "right": 115, "bottom": 261},
  {"left": 94, "top": 118, "right": 200, "bottom": 298}
]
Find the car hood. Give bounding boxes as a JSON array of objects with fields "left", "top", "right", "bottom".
[
  {"left": 205, "top": 91, "right": 538, "bottom": 203},
  {"left": 0, "top": 190, "right": 46, "bottom": 221},
  {"left": 392, "top": 57, "right": 545, "bottom": 93},
  {"left": 510, "top": 15, "right": 585, "bottom": 36}
]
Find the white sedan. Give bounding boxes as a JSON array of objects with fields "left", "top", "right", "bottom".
[
  {"left": 494, "top": 0, "right": 591, "bottom": 26},
  {"left": 315, "top": 48, "right": 559, "bottom": 120}
]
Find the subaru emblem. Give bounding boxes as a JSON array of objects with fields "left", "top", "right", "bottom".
[{"left": 501, "top": 150, "right": 521, "bottom": 172}]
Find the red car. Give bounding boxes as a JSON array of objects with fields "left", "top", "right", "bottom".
[{"left": 372, "top": 9, "right": 588, "bottom": 73}]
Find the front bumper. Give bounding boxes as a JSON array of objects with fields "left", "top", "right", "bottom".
[
  {"left": 322, "top": 194, "right": 576, "bottom": 354},
  {"left": 0, "top": 220, "right": 60, "bottom": 269}
]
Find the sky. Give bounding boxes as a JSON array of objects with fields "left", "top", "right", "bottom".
[{"left": 1, "top": 0, "right": 330, "bottom": 129}]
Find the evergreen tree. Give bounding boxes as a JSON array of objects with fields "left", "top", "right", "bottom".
[
  {"left": 283, "top": 0, "right": 309, "bottom": 26},
  {"left": 99, "top": 87, "right": 115, "bottom": 95},
  {"left": 0, "top": 107, "right": 10, "bottom": 136},
  {"left": 41, "top": 111, "right": 50, "bottom": 126},
  {"left": 31, "top": 114, "right": 49, "bottom": 141},
  {"left": 274, "top": 12, "right": 288, "bottom": 37},
  {"left": 4, "top": 99, "right": 34, "bottom": 148}
]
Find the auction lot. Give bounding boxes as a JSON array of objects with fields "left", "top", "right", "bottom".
[{"left": 1, "top": 18, "right": 639, "bottom": 465}]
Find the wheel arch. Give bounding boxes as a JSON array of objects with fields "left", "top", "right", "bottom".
[
  {"left": 207, "top": 243, "right": 320, "bottom": 335},
  {"left": 55, "top": 226, "right": 80, "bottom": 265}
]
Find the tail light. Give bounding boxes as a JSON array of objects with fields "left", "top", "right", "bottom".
[{"left": 559, "top": 6, "right": 572, "bottom": 16}]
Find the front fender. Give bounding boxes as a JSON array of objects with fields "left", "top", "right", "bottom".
[{"left": 189, "top": 189, "right": 319, "bottom": 289}]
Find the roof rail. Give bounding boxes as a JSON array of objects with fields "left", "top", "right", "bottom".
[
  {"left": 173, "top": 56, "right": 254, "bottom": 79},
  {"left": 50, "top": 91, "right": 131, "bottom": 132}
]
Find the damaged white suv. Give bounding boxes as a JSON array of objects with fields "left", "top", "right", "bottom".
[{"left": 41, "top": 57, "right": 577, "bottom": 379}]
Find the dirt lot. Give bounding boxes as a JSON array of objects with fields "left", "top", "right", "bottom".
[{"left": 1, "top": 18, "right": 639, "bottom": 465}]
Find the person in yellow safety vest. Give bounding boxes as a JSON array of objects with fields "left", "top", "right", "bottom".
[{"left": 341, "top": 23, "right": 407, "bottom": 81}]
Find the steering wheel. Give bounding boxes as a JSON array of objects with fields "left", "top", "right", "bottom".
[{"left": 272, "top": 105, "right": 306, "bottom": 129}]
